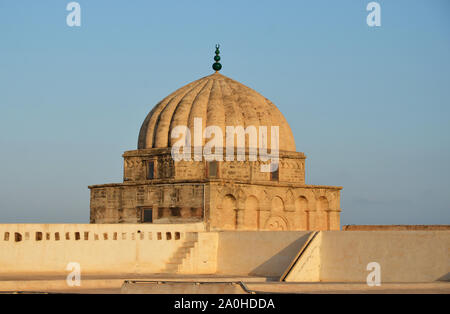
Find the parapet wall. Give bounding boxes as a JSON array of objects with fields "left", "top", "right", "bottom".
[
  {"left": 0, "top": 223, "right": 211, "bottom": 276},
  {"left": 320, "top": 231, "right": 450, "bottom": 282},
  {"left": 285, "top": 231, "right": 450, "bottom": 283},
  {"left": 216, "top": 231, "right": 312, "bottom": 277},
  {"left": 1, "top": 225, "right": 448, "bottom": 283},
  {"left": 343, "top": 225, "right": 450, "bottom": 231}
]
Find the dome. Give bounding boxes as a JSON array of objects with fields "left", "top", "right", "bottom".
[{"left": 138, "top": 72, "right": 296, "bottom": 152}]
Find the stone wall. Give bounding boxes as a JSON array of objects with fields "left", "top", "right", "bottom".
[
  {"left": 0, "top": 223, "right": 210, "bottom": 276},
  {"left": 121, "top": 149, "right": 306, "bottom": 183},
  {"left": 1, "top": 226, "right": 448, "bottom": 283},
  {"left": 90, "top": 149, "right": 341, "bottom": 230},
  {"left": 285, "top": 231, "right": 450, "bottom": 283},
  {"left": 90, "top": 183, "right": 205, "bottom": 224},
  {"left": 90, "top": 181, "right": 341, "bottom": 230},
  {"left": 208, "top": 183, "right": 341, "bottom": 231},
  {"left": 343, "top": 225, "right": 450, "bottom": 231},
  {"left": 216, "top": 231, "right": 312, "bottom": 277}
]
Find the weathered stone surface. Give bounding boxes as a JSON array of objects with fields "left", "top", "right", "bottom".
[{"left": 137, "top": 72, "right": 296, "bottom": 152}]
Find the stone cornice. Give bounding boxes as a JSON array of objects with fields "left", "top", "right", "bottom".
[
  {"left": 123, "top": 148, "right": 306, "bottom": 159},
  {"left": 88, "top": 180, "right": 342, "bottom": 190}
]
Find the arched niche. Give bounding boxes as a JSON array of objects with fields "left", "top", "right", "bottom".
[
  {"left": 221, "top": 194, "right": 237, "bottom": 230},
  {"left": 295, "top": 195, "right": 309, "bottom": 230},
  {"left": 244, "top": 195, "right": 259, "bottom": 230},
  {"left": 317, "top": 196, "right": 330, "bottom": 230},
  {"left": 271, "top": 196, "right": 285, "bottom": 212},
  {"left": 317, "top": 196, "right": 329, "bottom": 211}
]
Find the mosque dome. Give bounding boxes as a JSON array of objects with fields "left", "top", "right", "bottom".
[{"left": 138, "top": 72, "right": 296, "bottom": 152}]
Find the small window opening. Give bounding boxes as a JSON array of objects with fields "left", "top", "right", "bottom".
[
  {"left": 147, "top": 161, "right": 155, "bottom": 179},
  {"left": 270, "top": 167, "right": 279, "bottom": 181},
  {"left": 142, "top": 209, "right": 153, "bottom": 223},
  {"left": 208, "top": 161, "right": 218, "bottom": 178},
  {"left": 170, "top": 207, "right": 181, "bottom": 217},
  {"left": 15, "top": 233, "right": 22, "bottom": 242}
]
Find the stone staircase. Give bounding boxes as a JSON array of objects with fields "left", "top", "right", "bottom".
[{"left": 163, "top": 233, "right": 198, "bottom": 273}]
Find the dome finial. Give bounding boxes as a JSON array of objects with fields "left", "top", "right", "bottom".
[{"left": 212, "top": 44, "right": 222, "bottom": 72}]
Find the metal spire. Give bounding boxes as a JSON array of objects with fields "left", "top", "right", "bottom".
[{"left": 212, "top": 44, "right": 222, "bottom": 72}]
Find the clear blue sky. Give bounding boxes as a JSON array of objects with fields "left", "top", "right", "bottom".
[{"left": 0, "top": 0, "right": 449, "bottom": 224}]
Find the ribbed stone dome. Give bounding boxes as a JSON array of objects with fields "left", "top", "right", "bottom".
[{"left": 138, "top": 72, "right": 296, "bottom": 152}]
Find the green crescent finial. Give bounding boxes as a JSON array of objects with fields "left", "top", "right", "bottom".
[{"left": 212, "top": 44, "right": 222, "bottom": 72}]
